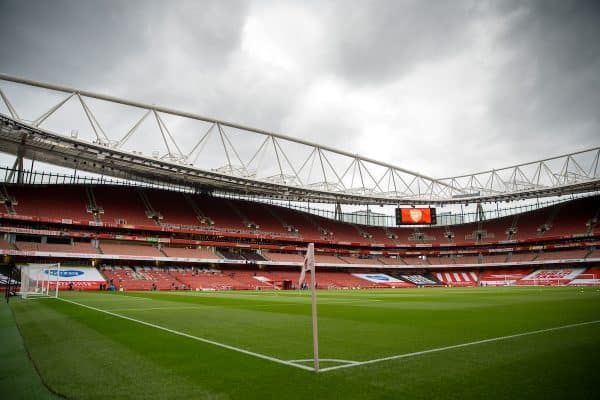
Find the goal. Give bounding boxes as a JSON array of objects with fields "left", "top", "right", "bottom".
[
  {"left": 569, "top": 273, "right": 600, "bottom": 286},
  {"left": 18, "top": 263, "right": 61, "bottom": 298}
]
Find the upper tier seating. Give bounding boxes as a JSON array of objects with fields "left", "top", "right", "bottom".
[
  {"left": 241, "top": 252, "right": 267, "bottom": 262},
  {"left": 3, "top": 184, "right": 598, "bottom": 247},
  {"left": 378, "top": 257, "right": 405, "bottom": 265},
  {"left": 510, "top": 206, "right": 555, "bottom": 240},
  {"left": 42, "top": 242, "right": 97, "bottom": 254},
  {"left": 317, "top": 218, "right": 363, "bottom": 242},
  {"left": 143, "top": 189, "right": 202, "bottom": 228},
  {"left": 544, "top": 196, "right": 598, "bottom": 236},
  {"left": 314, "top": 254, "right": 346, "bottom": 264},
  {"left": 426, "top": 256, "right": 454, "bottom": 265},
  {"left": 509, "top": 252, "right": 538, "bottom": 262},
  {"left": 261, "top": 205, "right": 322, "bottom": 240},
  {"left": 13, "top": 242, "right": 38, "bottom": 252},
  {"left": 9, "top": 185, "right": 91, "bottom": 221},
  {"left": 535, "top": 249, "right": 590, "bottom": 261},
  {"left": 359, "top": 225, "right": 396, "bottom": 245},
  {"left": 217, "top": 249, "right": 245, "bottom": 260},
  {"left": 587, "top": 249, "right": 600, "bottom": 259},
  {"left": 232, "top": 200, "right": 287, "bottom": 234},
  {"left": 264, "top": 252, "right": 304, "bottom": 263},
  {"left": 479, "top": 215, "right": 513, "bottom": 241},
  {"left": 161, "top": 247, "right": 220, "bottom": 259},
  {"left": 0, "top": 239, "right": 13, "bottom": 250},
  {"left": 100, "top": 243, "right": 163, "bottom": 257},
  {"left": 338, "top": 256, "right": 382, "bottom": 265},
  {"left": 447, "top": 223, "right": 481, "bottom": 244},
  {"left": 192, "top": 195, "right": 247, "bottom": 231},
  {"left": 402, "top": 256, "right": 428, "bottom": 266},
  {"left": 453, "top": 255, "right": 480, "bottom": 264},
  {"left": 93, "top": 186, "right": 153, "bottom": 225},
  {"left": 481, "top": 253, "right": 510, "bottom": 263}
]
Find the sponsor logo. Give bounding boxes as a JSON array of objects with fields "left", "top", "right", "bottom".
[
  {"left": 409, "top": 209, "right": 423, "bottom": 222},
  {"left": 365, "top": 275, "right": 391, "bottom": 282},
  {"left": 44, "top": 269, "right": 85, "bottom": 278}
]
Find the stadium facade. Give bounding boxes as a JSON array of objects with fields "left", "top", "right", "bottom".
[{"left": 1, "top": 74, "right": 599, "bottom": 291}]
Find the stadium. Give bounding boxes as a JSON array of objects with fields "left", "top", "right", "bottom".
[{"left": 1, "top": 2, "right": 600, "bottom": 399}]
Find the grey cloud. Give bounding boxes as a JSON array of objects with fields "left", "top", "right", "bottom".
[
  {"left": 0, "top": 0, "right": 598, "bottom": 181},
  {"left": 488, "top": 0, "right": 600, "bottom": 155},
  {"left": 1, "top": 0, "right": 144, "bottom": 86},
  {"left": 325, "top": 0, "right": 485, "bottom": 84},
  {"left": 0, "top": 0, "right": 249, "bottom": 89}
]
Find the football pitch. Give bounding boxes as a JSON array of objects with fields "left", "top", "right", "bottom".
[{"left": 4, "top": 287, "right": 600, "bottom": 399}]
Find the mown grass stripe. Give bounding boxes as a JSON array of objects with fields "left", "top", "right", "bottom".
[
  {"left": 0, "top": 299, "right": 62, "bottom": 398},
  {"left": 318, "top": 319, "right": 600, "bottom": 372},
  {"left": 57, "top": 297, "right": 314, "bottom": 372}
]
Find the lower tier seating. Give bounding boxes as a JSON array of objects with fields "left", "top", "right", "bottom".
[
  {"left": 97, "top": 267, "right": 424, "bottom": 290},
  {"left": 478, "top": 269, "right": 532, "bottom": 286},
  {"left": 397, "top": 274, "right": 442, "bottom": 286},
  {"left": 434, "top": 271, "right": 479, "bottom": 286},
  {"left": 84, "top": 265, "right": 600, "bottom": 291},
  {"left": 568, "top": 267, "right": 600, "bottom": 286},
  {"left": 101, "top": 266, "right": 180, "bottom": 291},
  {"left": 516, "top": 268, "right": 586, "bottom": 286}
]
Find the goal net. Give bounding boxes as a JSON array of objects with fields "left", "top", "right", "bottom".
[
  {"left": 18, "top": 263, "right": 61, "bottom": 298},
  {"left": 569, "top": 274, "right": 600, "bottom": 286}
]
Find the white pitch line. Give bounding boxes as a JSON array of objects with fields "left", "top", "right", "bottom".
[
  {"left": 57, "top": 297, "right": 313, "bottom": 372},
  {"left": 288, "top": 358, "right": 359, "bottom": 365},
  {"left": 318, "top": 319, "right": 600, "bottom": 373}
]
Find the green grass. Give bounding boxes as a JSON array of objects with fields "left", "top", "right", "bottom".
[
  {"left": 0, "top": 298, "right": 60, "bottom": 399},
  {"left": 6, "top": 287, "right": 600, "bottom": 399}
]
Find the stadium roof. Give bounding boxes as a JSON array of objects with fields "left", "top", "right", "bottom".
[{"left": 0, "top": 73, "right": 599, "bottom": 205}]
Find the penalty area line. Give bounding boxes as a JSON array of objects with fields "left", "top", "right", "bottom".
[
  {"left": 318, "top": 319, "right": 600, "bottom": 373},
  {"left": 56, "top": 297, "right": 314, "bottom": 372}
]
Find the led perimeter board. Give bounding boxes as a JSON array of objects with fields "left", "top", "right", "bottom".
[{"left": 395, "top": 207, "right": 437, "bottom": 225}]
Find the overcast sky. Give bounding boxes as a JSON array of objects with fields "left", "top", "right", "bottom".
[{"left": 0, "top": 0, "right": 599, "bottom": 179}]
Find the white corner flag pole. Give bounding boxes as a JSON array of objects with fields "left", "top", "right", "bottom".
[
  {"left": 54, "top": 263, "right": 60, "bottom": 298},
  {"left": 307, "top": 243, "right": 319, "bottom": 372}
]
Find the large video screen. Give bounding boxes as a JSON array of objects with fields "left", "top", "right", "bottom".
[{"left": 395, "top": 207, "right": 437, "bottom": 225}]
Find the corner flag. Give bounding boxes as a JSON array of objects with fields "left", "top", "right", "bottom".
[
  {"left": 299, "top": 243, "right": 315, "bottom": 288},
  {"left": 299, "top": 243, "right": 319, "bottom": 371}
]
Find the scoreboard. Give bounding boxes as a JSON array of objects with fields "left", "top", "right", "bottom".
[{"left": 395, "top": 207, "right": 437, "bottom": 225}]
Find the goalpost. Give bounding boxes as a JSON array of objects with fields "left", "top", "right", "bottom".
[
  {"left": 18, "top": 263, "right": 61, "bottom": 299},
  {"left": 571, "top": 273, "right": 599, "bottom": 286}
]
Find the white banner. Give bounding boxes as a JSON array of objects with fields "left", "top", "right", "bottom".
[
  {"left": 353, "top": 273, "right": 403, "bottom": 283},
  {"left": 43, "top": 266, "right": 106, "bottom": 282}
]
